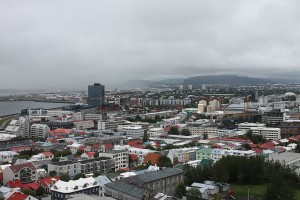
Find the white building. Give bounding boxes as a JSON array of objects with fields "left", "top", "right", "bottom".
[
  {"left": 30, "top": 124, "right": 50, "bottom": 139},
  {"left": 127, "top": 148, "right": 157, "bottom": 165},
  {"left": 207, "top": 100, "right": 220, "bottom": 113},
  {"left": 74, "top": 120, "right": 94, "bottom": 130},
  {"left": 198, "top": 100, "right": 207, "bottom": 113},
  {"left": 188, "top": 85, "right": 193, "bottom": 90},
  {"left": 238, "top": 122, "right": 266, "bottom": 130},
  {"left": 121, "top": 125, "right": 144, "bottom": 138},
  {"left": 250, "top": 127, "right": 281, "bottom": 140},
  {"left": 147, "top": 128, "right": 164, "bottom": 137},
  {"left": 50, "top": 177, "right": 100, "bottom": 200},
  {"left": 98, "top": 150, "right": 128, "bottom": 171},
  {"left": 0, "top": 151, "right": 19, "bottom": 163},
  {"left": 5, "top": 117, "right": 30, "bottom": 137}
]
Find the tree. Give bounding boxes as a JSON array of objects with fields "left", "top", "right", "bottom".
[
  {"left": 181, "top": 129, "right": 191, "bottom": 136},
  {"left": 186, "top": 188, "right": 202, "bottom": 200},
  {"left": 295, "top": 143, "right": 300, "bottom": 153},
  {"left": 175, "top": 182, "right": 186, "bottom": 198},
  {"left": 202, "top": 133, "right": 208, "bottom": 140},
  {"left": 73, "top": 173, "right": 86, "bottom": 180},
  {"left": 135, "top": 115, "right": 142, "bottom": 122},
  {"left": 145, "top": 144, "right": 155, "bottom": 150},
  {"left": 168, "top": 126, "right": 180, "bottom": 135},
  {"left": 265, "top": 172, "right": 296, "bottom": 200},
  {"left": 51, "top": 157, "right": 59, "bottom": 162},
  {"left": 36, "top": 186, "right": 46, "bottom": 197},
  {"left": 157, "top": 155, "right": 173, "bottom": 168},
  {"left": 93, "top": 171, "right": 101, "bottom": 177},
  {"left": 49, "top": 170, "right": 57, "bottom": 177},
  {"left": 59, "top": 173, "right": 70, "bottom": 182},
  {"left": 94, "top": 152, "right": 99, "bottom": 158}
]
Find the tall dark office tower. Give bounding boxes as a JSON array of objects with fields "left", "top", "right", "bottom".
[{"left": 88, "top": 83, "right": 105, "bottom": 108}]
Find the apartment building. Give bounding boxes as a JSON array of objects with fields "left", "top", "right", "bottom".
[
  {"left": 48, "top": 161, "right": 81, "bottom": 176},
  {"left": 50, "top": 177, "right": 100, "bottom": 200},
  {"left": 121, "top": 125, "right": 144, "bottom": 138},
  {"left": 250, "top": 127, "right": 281, "bottom": 140},
  {"left": 3, "top": 162, "right": 38, "bottom": 185},
  {"left": 98, "top": 150, "right": 128, "bottom": 171},
  {"left": 30, "top": 124, "right": 50, "bottom": 139},
  {"left": 105, "top": 168, "right": 184, "bottom": 199},
  {"left": 0, "top": 151, "right": 19, "bottom": 163},
  {"left": 80, "top": 157, "right": 115, "bottom": 174}
]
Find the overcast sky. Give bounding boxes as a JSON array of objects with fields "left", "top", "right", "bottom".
[{"left": 1, "top": 0, "right": 300, "bottom": 90}]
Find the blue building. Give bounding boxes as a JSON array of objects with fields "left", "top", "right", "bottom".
[{"left": 87, "top": 83, "right": 105, "bottom": 108}]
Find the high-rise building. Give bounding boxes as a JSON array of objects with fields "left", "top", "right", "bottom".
[
  {"left": 179, "top": 85, "right": 184, "bottom": 90},
  {"left": 87, "top": 83, "right": 105, "bottom": 108}
]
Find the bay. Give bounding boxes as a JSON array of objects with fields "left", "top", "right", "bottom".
[{"left": 0, "top": 101, "right": 71, "bottom": 116}]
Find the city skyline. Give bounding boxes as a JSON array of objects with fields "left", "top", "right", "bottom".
[{"left": 1, "top": 0, "right": 300, "bottom": 90}]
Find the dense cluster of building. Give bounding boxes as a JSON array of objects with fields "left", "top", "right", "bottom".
[{"left": 1, "top": 83, "right": 300, "bottom": 199}]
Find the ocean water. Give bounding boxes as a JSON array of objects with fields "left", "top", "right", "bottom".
[{"left": 0, "top": 101, "right": 71, "bottom": 116}]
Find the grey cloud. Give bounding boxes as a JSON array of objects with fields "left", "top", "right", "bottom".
[{"left": 1, "top": 0, "right": 300, "bottom": 90}]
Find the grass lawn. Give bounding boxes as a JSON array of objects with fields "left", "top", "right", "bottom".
[
  {"left": 231, "top": 184, "right": 300, "bottom": 200},
  {"left": 230, "top": 184, "right": 266, "bottom": 198}
]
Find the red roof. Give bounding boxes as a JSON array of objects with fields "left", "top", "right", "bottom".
[
  {"left": 10, "top": 146, "right": 31, "bottom": 152},
  {"left": 258, "top": 141, "right": 276, "bottom": 149},
  {"left": 7, "top": 192, "right": 28, "bottom": 200},
  {"left": 77, "top": 145, "right": 86, "bottom": 151},
  {"left": 22, "top": 182, "right": 39, "bottom": 190},
  {"left": 86, "top": 152, "right": 95, "bottom": 157},
  {"left": 50, "top": 128, "right": 72, "bottom": 135},
  {"left": 104, "top": 143, "right": 113, "bottom": 150},
  {"left": 128, "top": 140, "right": 144, "bottom": 147},
  {"left": 42, "top": 152, "right": 54, "bottom": 157},
  {"left": 9, "top": 163, "right": 36, "bottom": 173},
  {"left": 8, "top": 180, "right": 22, "bottom": 188},
  {"left": 129, "top": 154, "right": 138, "bottom": 160},
  {"left": 252, "top": 148, "right": 263, "bottom": 154},
  {"left": 92, "top": 144, "right": 100, "bottom": 149},
  {"left": 144, "top": 153, "right": 160, "bottom": 165},
  {"left": 38, "top": 176, "right": 59, "bottom": 187}
]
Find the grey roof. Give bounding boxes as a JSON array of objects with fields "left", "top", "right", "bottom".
[
  {"left": 268, "top": 152, "right": 300, "bottom": 163},
  {"left": 94, "top": 175, "right": 111, "bottom": 185},
  {"left": 50, "top": 160, "right": 77, "bottom": 166},
  {"left": 79, "top": 156, "right": 111, "bottom": 164},
  {"left": 106, "top": 180, "right": 151, "bottom": 199},
  {"left": 123, "top": 168, "right": 183, "bottom": 185}
]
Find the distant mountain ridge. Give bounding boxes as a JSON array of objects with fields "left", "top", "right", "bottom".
[
  {"left": 125, "top": 75, "right": 298, "bottom": 88},
  {"left": 183, "top": 75, "right": 297, "bottom": 86}
]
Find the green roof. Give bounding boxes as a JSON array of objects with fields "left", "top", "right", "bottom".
[
  {"left": 106, "top": 181, "right": 150, "bottom": 199},
  {"left": 197, "top": 147, "right": 212, "bottom": 154}
]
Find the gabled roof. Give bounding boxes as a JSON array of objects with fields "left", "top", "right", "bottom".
[
  {"left": 144, "top": 153, "right": 160, "bottom": 165},
  {"left": 77, "top": 145, "right": 86, "bottom": 151},
  {"left": 8, "top": 179, "right": 22, "bottom": 188},
  {"left": 9, "top": 162, "right": 36, "bottom": 173},
  {"left": 50, "top": 128, "right": 72, "bottom": 135},
  {"left": 129, "top": 154, "right": 138, "bottom": 161},
  {"left": 39, "top": 176, "right": 59, "bottom": 187},
  {"left": 7, "top": 192, "right": 28, "bottom": 200},
  {"left": 42, "top": 152, "right": 54, "bottom": 157},
  {"left": 22, "top": 182, "right": 39, "bottom": 190}
]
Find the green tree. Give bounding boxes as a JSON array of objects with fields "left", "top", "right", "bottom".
[
  {"left": 202, "top": 133, "right": 208, "bottom": 140},
  {"left": 145, "top": 144, "right": 155, "bottom": 150},
  {"left": 60, "top": 173, "right": 70, "bottom": 182},
  {"left": 187, "top": 188, "right": 202, "bottom": 200},
  {"left": 157, "top": 155, "right": 173, "bottom": 168},
  {"left": 181, "top": 129, "right": 191, "bottom": 136},
  {"left": 135, "top": 115, "right": 142, "bottom": 122},
  {"left": 49, "top": 170, "right": 57, "bottom": 177},
  {"left": 36, "top": 186, "right": 46, "bottom": 197},
  {"left": 93, "top": 171, "right": 101, "bottom": 177},
  {"left": 51, "top": 157, "right": 59, "bottom": 162},
  {"left": 295, "top": 143, "right": 300, "bottom": 153},
  {"left": 94, "top": 152, "right": 99, "bottom": 158},
  {"left": 73, "top": 173, "right": 86, "bottom": 180},
  {"left": 168, "top": 126, "right": 180, "bottom": 135},
  {"left": 175, "top": 182, "right": 186, "bottom": 198},
  {"left": 265, "top": 172, "right": 296, "bottom": 200}
]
